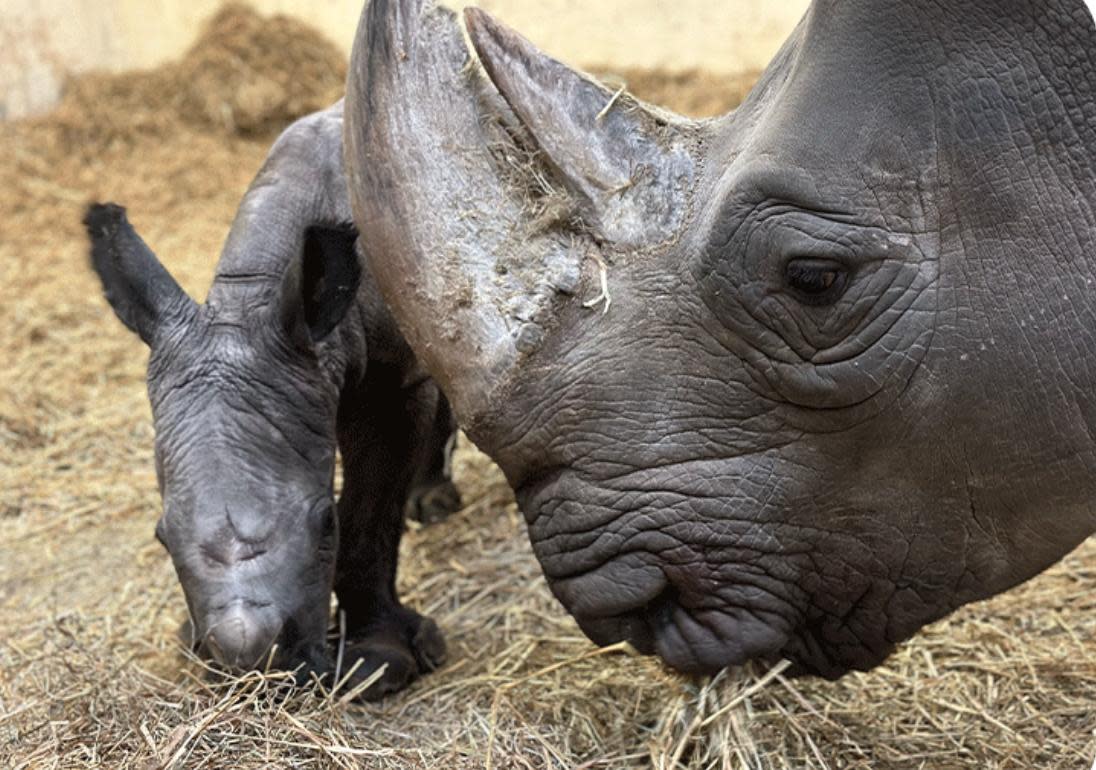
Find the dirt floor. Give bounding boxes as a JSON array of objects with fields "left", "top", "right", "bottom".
[{"left": 0, "top": 5, "right": 1093, "bottom": 769}]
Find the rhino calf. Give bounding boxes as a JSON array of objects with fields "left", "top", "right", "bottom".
[{"left": 86, "top": 101, "right": 459, "bottom": 698}]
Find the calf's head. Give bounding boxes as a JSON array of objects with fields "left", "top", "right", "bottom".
[
  {"left": 347, "top": 0, "right": 1096, "bottom": 677},
  {"left": 86, "top": 203, "right": 360, "bottom": 674}
]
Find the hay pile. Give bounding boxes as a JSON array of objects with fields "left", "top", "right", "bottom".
[
  {"left": 0, "top": 4, "right": 1093, "bottom": 768},
  {"left": 22, "top": 3, "right": 346, "bottom": 154}
]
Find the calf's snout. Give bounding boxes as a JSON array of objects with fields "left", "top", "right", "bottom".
[{"left": 203, "top": 603, "right": 283, "bottom": 670}]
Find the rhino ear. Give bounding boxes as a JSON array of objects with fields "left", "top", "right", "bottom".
[
  {"left": 279, "top": 222, "right": 362, "bottom": 346},
  {"left": 464, "top": 8, "right": 695, "bottom": 247},
  {"left": 85, "top": 202, "right": 196, "bottom": 347}
]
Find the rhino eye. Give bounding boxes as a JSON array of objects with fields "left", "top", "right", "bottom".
[{"left": 784, "top": 259, "right": 849, "bottom": 306}]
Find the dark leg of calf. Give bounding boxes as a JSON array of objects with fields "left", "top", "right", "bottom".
[
  {"left": 403, "top": 394, "right": 462, "bottom": 525},
  {"left": 332, "top": 364, "right": 447, "bottom": 699}
]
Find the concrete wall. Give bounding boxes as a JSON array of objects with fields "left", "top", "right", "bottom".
[{"left": 0, "top": 0, "right": 808, "bottom": 119}]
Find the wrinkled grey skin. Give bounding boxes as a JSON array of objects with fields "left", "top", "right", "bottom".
[
  {"left": 86, "top": 102, "right": 459, "bottom": 697},
  {"left": 346, "top": 0, "right": 1096, "bottom": 678}
]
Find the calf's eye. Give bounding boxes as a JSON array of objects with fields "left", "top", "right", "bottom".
[{"left": 784, "top": 259, "right": 849, "bottom": 306}]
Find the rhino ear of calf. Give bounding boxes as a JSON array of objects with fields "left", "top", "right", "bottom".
[
  {"left": 84, "top": 202, "right": 196, "bottom": 347},
  {"left": 279, "top": 222, "right": 362, "bottom": 346}
]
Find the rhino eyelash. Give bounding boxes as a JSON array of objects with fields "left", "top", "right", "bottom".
[{"left": 783, "top": 258, "right": 850, "bottom": 306}]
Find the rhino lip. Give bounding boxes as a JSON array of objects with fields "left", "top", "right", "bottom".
[
  {"left": 573, "top": 607, "right": 660, "bottom": 657},
  {"left": 569, "top": 582, "right": 683, "bottom": 660},
  {"left": 200, "top": 603, "right": 283, "bottom": 669}
]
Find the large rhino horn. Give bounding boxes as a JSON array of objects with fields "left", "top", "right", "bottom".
[{"left": 345, "top": 0, "right": 697, "bottom": 429}]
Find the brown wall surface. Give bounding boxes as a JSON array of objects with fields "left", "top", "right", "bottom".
[{"left": 0, "top": 0, "right": 808, "bottom": 119}]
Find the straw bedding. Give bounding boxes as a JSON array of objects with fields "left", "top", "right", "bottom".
[{"left": 0, "top": 5, "right": 1092, "bottom": 768}]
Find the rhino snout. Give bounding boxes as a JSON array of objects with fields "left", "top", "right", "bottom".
[{"left": 203, "top": 602, "right": 283, "bottom": 670}]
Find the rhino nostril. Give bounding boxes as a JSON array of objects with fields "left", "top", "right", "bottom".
[
  {"left": 209, "top": 598, "right": 274, "bottom": 615},
  {"left": 201, "top": 541, "right": 269, "bottom": 567},
  {"left": 239, "top": 547, "right": 267, "bottom": 563}
]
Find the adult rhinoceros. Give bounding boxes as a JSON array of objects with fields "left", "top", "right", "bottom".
[{"left": 344, "top": 0, "right": 1096, "bottom": 678}]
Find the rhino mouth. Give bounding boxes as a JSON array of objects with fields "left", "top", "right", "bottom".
[
  {"left": 180, "top": 589, "right": 332, "bottom": 682},
  {"left": 516, "top": 466, "right": 900, "bottom": 679},
  {"left": 193, "top": 599, "right": 283, "bottom": 669},
  {"left": 558, "top": 570, "right": 803, "bottom": 676},
  {"left": 557, "top": 564, "right": 892, "bottom": 678}
]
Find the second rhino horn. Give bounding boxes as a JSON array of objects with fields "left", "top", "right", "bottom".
[{"left": 464, "top": 7, "right": 698, "bottom": 248}]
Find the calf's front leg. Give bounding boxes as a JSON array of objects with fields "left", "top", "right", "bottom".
[{"left": 333, "top": 368, "right": 447, "bottom": 699}]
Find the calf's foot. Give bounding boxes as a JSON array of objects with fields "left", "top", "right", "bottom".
[
  {"left": 338, "top": 608, "right": 446, "bottom": 700},
  {"left": 404, "top": 478, "right": 462, "bottom": 524}
]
